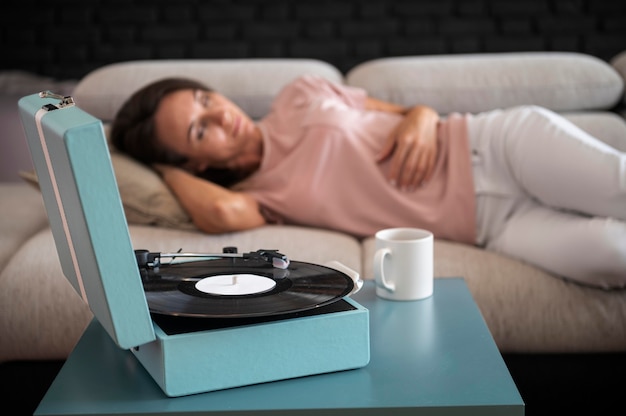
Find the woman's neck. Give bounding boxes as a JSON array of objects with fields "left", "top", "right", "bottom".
[{"left": 231, "top": 124, "right": 264, "bottom": 174}]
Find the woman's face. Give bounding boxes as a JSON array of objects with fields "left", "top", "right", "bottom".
[{"left": 153, "top": 88, "right": 260, "bottom": 173}]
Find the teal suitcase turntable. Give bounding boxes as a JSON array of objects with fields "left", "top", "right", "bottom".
[{"left": 18, "top": 92, "right": 370, "bottom": 397}]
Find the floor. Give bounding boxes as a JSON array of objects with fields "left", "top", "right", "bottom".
[
  {"left": 0, "top": 360, "right": 63, "bottom": 416},
  {"left": 503, "top": 352, "right": 626, "bottom": 416}
]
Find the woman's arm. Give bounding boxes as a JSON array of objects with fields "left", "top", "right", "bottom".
[
  {"left": 365, "top": 97, "right": 439, "bottom": 191},
  {"left": 155, "top": 164, "right": 266, "bottom": 234},
  {"left": 365, "top": 97, "right": 408, "bottom": 114}
]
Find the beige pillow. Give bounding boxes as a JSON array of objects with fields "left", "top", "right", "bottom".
[
  {"left": 108, "top": 149, "right": 194, "bottom": 229},
  {"left": 19, "top": 150, "right": 195, "bottom": 230}
]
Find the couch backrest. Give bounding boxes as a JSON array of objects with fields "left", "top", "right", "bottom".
[
  {"left": 72, "top": 52, "right": 624, "bottom": 123},
  {"left": 346, "top": 52, "right": 624, "bottom": 114},
  {"left": 72, "top": 59, "right": 343, "bottom": 122}
]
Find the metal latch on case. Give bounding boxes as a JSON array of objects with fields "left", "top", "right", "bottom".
[{"left": 39, "top": 91, "right": 75, "bottom": 111}]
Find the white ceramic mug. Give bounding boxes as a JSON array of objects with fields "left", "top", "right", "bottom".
[{"left": 373, "top": 228, "right": 434, "bottom": 301}]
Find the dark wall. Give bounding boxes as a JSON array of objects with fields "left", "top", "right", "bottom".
[{"left": 2, "top": 0, "right": 625, "bottom": 80}]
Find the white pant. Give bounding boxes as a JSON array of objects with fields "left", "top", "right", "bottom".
[{"left": 468, "top": 106, "right": 626, "bottom": 288}]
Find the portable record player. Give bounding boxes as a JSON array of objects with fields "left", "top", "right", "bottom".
[{"left": 18, "top": 91, "right": 370, "bottom": 397}]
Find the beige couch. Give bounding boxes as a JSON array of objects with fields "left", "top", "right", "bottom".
[{"left": 2, "top": 51, "right": 626, "bottom": 364}]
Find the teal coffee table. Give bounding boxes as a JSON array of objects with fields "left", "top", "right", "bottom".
[{"left": 35, "top": 278, "right": 524, "bottom": 415}]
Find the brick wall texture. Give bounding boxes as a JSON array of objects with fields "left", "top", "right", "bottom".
[{"left": 1, "top": 0, "right": 625, "bottom": 80}]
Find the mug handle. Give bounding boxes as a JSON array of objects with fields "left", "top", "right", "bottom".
[{"left": 373, "top": 248, "right": 395, "bottom": 292}]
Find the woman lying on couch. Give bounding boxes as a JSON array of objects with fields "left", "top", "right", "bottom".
[{"left": 111, "top": 75, "right": 626, "bottom": 289}]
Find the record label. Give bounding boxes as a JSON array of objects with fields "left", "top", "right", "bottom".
[{"left": 195, "top": 274, "right": 276, "bottom": 296}]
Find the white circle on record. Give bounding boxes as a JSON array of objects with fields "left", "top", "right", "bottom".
[{"left": 195, "top": 274, "right": 276, "bottom": 296}]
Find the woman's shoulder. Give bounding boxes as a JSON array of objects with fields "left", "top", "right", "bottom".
[
  {"left": 280, "top": 74, "right": 334, "bottom": 98},
  {"left": 273, "top": 74, "right": 365, "bottom": 111},
  {"left": 290, "top": 73, "right": 335, "bottom": 89},
  {"left": 270, "top": 74, "right": 327, "bottom": 111}
]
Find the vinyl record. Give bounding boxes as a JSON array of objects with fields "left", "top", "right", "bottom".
[{"left": 141, "top": 257, "right": 354, "bottom": 318}]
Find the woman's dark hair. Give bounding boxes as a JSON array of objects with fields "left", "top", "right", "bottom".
[
  {"left": 110, "top": 77, "right": 247, "bottom": 187},
  {"left": 111, "top": 77, "right": 208, "bottom": 166}
]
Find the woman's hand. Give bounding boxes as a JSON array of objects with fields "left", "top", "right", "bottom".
[
  {"left": 377, "top": 105, "right": 439, "bottom": 191},
  {"left": 153, "top": 164, "right": 266, "bottom": 233}
]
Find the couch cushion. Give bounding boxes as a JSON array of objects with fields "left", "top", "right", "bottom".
[
  {"left": 346, "top": 52, "right": 624, "bottom": 114},
  {"left": 361, "top": 237, "right": 626, "bottom": 353},
  {"left": 0, "top": 228, "right": 93, "bottom": 363},
  {"left": 0, "top": 183, "right": 48, "bottom": 275},
  {"left": 72, "top": 59, "right": 344, "bottom": 122}
]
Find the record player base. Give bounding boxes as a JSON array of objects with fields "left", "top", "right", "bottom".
[
  {"left": 35, "top": 278, "right": 524, "bottom": 416},
  {"left": 134, "top": 296, "right": 370, "bottom": 397}
]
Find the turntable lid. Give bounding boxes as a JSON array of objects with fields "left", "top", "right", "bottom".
[{"left": 18, "top": 93, "right": 156, "bottom": 349}]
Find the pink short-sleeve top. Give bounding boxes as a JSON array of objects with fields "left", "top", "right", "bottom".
[{"left": 237, "top": 75, "right": 476, "bottom": 243}]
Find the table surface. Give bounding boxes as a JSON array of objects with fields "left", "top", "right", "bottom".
[{"left": 35, "top": 278, "right": 524, "bottom": 415}]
